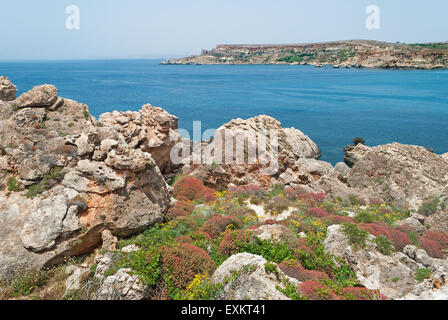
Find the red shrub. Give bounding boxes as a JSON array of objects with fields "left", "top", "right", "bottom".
[
  {"left": 244, "top": 184, "right": 266, "bottom": 197},
  {"left": 295, "top": 238, "right": 314, "bottom": 255},
  {"left": 310, "top": 193, "right": 326, "bottom": 202},
  {"left": 341, "top": 287, "right": 387, "bottom": 300},
  {"left": 166, "top": 200, "right": 195, "bottom": 220},
  {"left": 419, "top": 238, "right": 443, "bottom": 259},
  {"left": 297, "top": 280, "right": 339, "bottom": 300},
  {"left": 396, "top": 224, "right": 414, "bottom": 234},
  {"left": 173, "top": 216, "right": 199, "bottom": 231},
  {"left": 174, "top": 235, "right": 192, "bottom": 244},
  {"left": 190, "top": 230, "right": 212, "bottom": 240},
  {"left": 198, "top": 187, "right": 217, "bottom": 202},
  {"left": 218, "top": 230, "right": 252, "bottom": 256},
  {"left": 307, "top": 207, "right": 328, "bottom": 218},
  {"left": 264, "top": 219, "right": 275, "bottom": 225},
  {"left": 200, "top": 215, "right": 242, "bottom": 239},
  {"left": 161, "top": 243, "right": 216, "bottom": 290},
  {"left": 359, "top": 222, "right": 412, "bottom": 251},
  {"left": 278, "top": 261, "right": 329, "bottom": 282},
  {"left": 325, "top": 214, "right": 355, "bottom": 225},
  {"left": 173, "top": 176, "right": 216, "bottom": 202},
  {"left": 421, "top": 230, "right": 448, "bottom": 249}
]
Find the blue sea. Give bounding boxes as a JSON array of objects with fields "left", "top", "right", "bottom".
[{"left": 1, "top": 59, "right": 448, "bottom": 165}]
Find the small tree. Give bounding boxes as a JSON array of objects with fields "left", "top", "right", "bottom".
[{"left": 352, "top": 137, "right": 366, "bottom": 145}]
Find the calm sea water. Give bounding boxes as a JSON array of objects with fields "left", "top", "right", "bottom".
[{"left": 1, "top": 59, "right": 448, "bottom": 165}]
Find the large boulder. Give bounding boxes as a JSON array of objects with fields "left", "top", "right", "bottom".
[
  {"left": 343, "top": 143, "right": 372, "bottom": 167},
  {"left": 181, "top": 115, "right": 321, "bottom": 189},
  {"left": 99, "top": 105, "right": 181, "bottom": 174},
  {"left": 0, "top": 76, "right": 17, "bottom": 101},
  {"left": 347, "top": 143, "right": 448, "bottom": 211},
  {"left": 12, "top": 84, "right": 58, "bottom": 108},
  {"left": 0, "top": 81, "right": 172, "bottom": 279},
  {"left": 212, "top": 253, "right": 300, "bottom": 300},
  {"left": 94, "top": 268, "right": 148, "bottom": 300}
]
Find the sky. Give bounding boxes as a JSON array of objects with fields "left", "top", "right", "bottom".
[{"left": 0, "top": 0, "right": 447, "bottom": 60}]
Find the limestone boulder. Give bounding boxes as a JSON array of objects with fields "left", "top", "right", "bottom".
[
  {"left": 212, "top": 253, "right": 300, "bottom": 300},
  {"left": 12, "top": 84, "right": 58, "bottom": 108},
  {"left": 348, "top": 143, "right": 448, "bottom": 211},
  {"left": 0, "top": 76, "right": 17, "bottom": 101},
  {"left": 94, "top": 268, "right": 148, "bottom": 300},
  {"left": 0, "top": 81, "right": 172, "bottom": 279}
]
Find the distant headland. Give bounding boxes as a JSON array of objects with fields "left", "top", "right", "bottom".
[{"left": 162, "top": 40, "right": 448, "bottom": 70}]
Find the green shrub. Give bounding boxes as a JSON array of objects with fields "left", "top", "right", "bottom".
[
  {"left": 267, "top": 184, "right": 285, "bottom": 198},
  {"left": 375, "top": 235, "right": 394, "bottom": 256},
  {"left": 277, "top": 280, "right": 307, "bottom": 300},
  {"left": 264, "top": 262, "right": 279, "bottom": 276},
  {"left": 7, "top": 270, "right": 50, "bottom": 297},
  {"left": 341, "top": 223, "right": 369, "bottom": 250},
  {"left": 26, "top": 166, "right": 64, "bottom": 198},
  {"left": 123, "top": 249, "right": 162, "bottom": 286},
  {"left": 415, "top": 268, "right": 432, "bottom": 283},
  {"left": 348, "top": 194, "right": 360, "bottom": 206},
  {"left": 83, "top": 106, "right": 90, "bottom": 120},
  {"left": 7, "top": 176, "right": 21, "bottom": 192},
  {"left": 418, "top": 198, "right": 440, "bottom": 216},
  {"left": 355, "top": 211, "right": 375, "bottom": 223},
  {"left": 236, "top": 238, "right": 295, "bottom": 263},
  {"left": 181, "top": 274, "right": 222, "bottom": 300}
]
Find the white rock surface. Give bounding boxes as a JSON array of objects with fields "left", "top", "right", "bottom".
[{"left": 212, "top": 253, "right": 299, "bottom": 300}]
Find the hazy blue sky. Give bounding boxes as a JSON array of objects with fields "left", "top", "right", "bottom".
[{"left": 0, "top": 0, "right": 447, "bottom": 60}]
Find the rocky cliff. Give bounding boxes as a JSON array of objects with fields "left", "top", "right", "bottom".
[{"left": 162, "top": 40, "right": 448, "bottom": 69}]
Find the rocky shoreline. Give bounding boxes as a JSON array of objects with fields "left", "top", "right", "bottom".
[
  {"left": 162, "top": 40, "right": 448, "bottom": 70},
  {"left": 0, "top": 76, "right": 447, "bottom": 300}
]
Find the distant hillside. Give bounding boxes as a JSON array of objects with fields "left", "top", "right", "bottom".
[{"left": 162, "top": 40, "right": 448, "bottom": 69}]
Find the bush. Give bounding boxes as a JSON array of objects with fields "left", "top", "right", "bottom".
[
  {"left": 307, "top": 207, "right": 328, "bottom": 218},
  {"left": 420, "top": 230, "right": 448, "bottom": 250},
  {"left": 173, "top": 176, "right": 216, "bottom": 202},
  {"left": 4, "top": 270, "right": 50, "bottom": 297},
  {"left": 359, "top": 222, "right": 411, "bottom": 251},
  {"left": 218, "top": 230, "right": 252, "bottom": 256},
  {"left": 375, "top": 235, "right": 394, "bottom": 256},
  {"left": 418, "top": 238, "right": 443, "bottom": 259},
  {"left": 278, "top": 260, "right": 329, "bottom": 282},
  {"left": 7, "top": 176, "right": 21, "bottom": 192},
  {"left": 264, "top": 196, "right": 290, "bottom": 215},
  {"left": 294, "top": 237, "right": 356, "bottom": 283},
  {"left": 324, "top": 214, "right": 355, "bottom": 225},
  {"left": 415, "top": 268, "right": 432, "bottom": 283},
  {"left": 354, "top": 211, "right": 375, "bottom": 223},
  {"left": 236, "top": 238, "right": 295, "bottom": 263},
  {"left": 341, "top": 223, "right": 369, "bottom": 250},
  {"left": 352, "top": 137, "right": 366, "bottom": 145},
  {"left": 418, "top": 198, "right": 440, "bottom": 216},
  {"left": 166, "top": 200, "right": 195, "bottom": 220},
  {"left": 341, "top": 287, "right": 387, "bottom": 300},
  {"left": 297, "top": 280, "right": 340, "bottom": 300},
  {"left": 181, "top": 274, "right": 222, "bottom": 300},
  {"left": 161, "top": 243, "right": 216, "bottom": 295},
  {"left": 200, "top": 215, "right": 242, "bottom": 239}
]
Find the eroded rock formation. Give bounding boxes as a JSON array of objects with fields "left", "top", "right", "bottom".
[{"left": 0, "top": 80, "right": 171, "bottom": 278}]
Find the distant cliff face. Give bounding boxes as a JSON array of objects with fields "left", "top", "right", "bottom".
[{"left": 162, "top": 40, "right": 448, "bottom": 69}]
